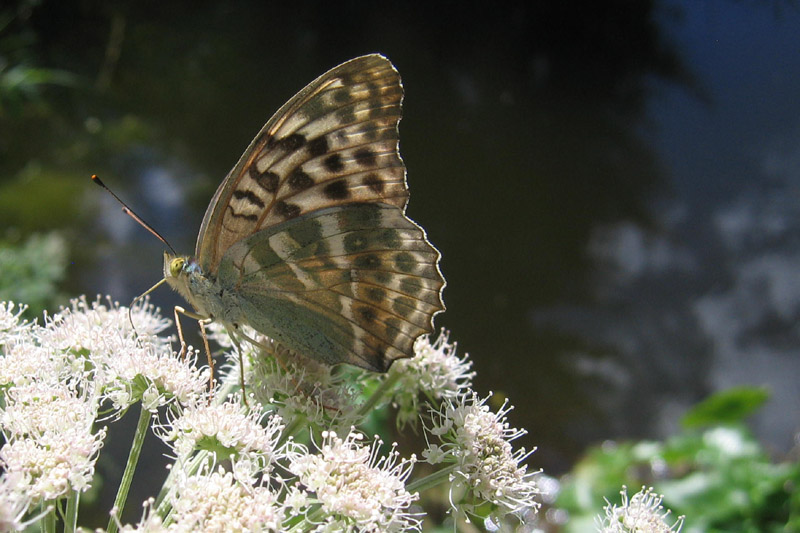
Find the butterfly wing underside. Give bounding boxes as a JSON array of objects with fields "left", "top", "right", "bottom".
[
  {"left": 196, "top": 54, "right": 409, "bottom": 273},
  {"left": 217, "top": 203, "right": 444, "bottom": 371},
  {"left": 195, "top": 54, "right": 444, "bottom": 370}
]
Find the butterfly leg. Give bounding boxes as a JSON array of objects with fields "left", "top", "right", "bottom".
[
  {"left": 174, "top": 305, "right": 216, "bottom": 397},
  {"left": 225, "top": 330, "right": 249, "bottom": 407}
]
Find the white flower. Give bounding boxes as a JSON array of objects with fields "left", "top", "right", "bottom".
[
  {"left": 390, "top": 330, "right": 474, "bottom": 428},
  {"left": 28, "top": 296, "right": 209, "bottom": 411},
  {"left": 598, "top": 486, "right": 684, "bottom": 533},
  {"left": 0, "top": 382, "right": 105, "bottom": 500},
  {"left": 247, "top": 340, "right": 361, "bottom": 431},
  {"left": 0, "top": 471, "right": 33, "bottom": 532},
  {"left": 7, "top": 297, "right": 208, "bottom": 411},
  {"left": 116, "top": 498, "right": 169, "bottom": 532},
  {"left": 99, "top": 340, "right": 209, "bottom": 411},
  {"left": 159, "top": 398, "right": 285, "bottom": 467},
  {"left": 168, "top": 466, "right": 285, "bottom": 532},
  {"left": 37, "top": 296, "right": 170, "bottom": 360},
  {"left": 0, "top": 302, "right": 79, "bottom": 388},
  {"left": 0, "top": 339, "right": 67, "bottom": 388},
  {"left": 287, "top": 429, "right": 420, "bottom": 532},
  {"left": 1, "top": 381, "right": 97, "bottom": 437},
  {"left": 425, "top": 391, "right": 540, "bottom": 522},
  {"left": 0, "top": 301, "right": 31, "bottom": 342}
]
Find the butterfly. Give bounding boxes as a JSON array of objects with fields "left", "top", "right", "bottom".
[{"left": 162, "top": 54, "right": 445, "bottom": 374}]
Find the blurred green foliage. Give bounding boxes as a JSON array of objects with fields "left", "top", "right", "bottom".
[
  {"left": 0, "top": 232, "right": 67, "bottom": 318},
  {"left": 553, "top": 386, "right": 800, "bottom": 532}
]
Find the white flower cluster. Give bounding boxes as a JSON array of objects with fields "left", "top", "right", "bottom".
[
  {"left": 424, "top": 392, "right": 540, "bottom": 524},
  {"left": 1, "top": 297, "right": 545, "bottom": 531},
  {"left": 1, "top": 381, "right": 104, "bottom": 499},
  {"left": 128, "top": 427, "right": 421, "bottom": 532},
  {"left": 287, "top": 429, "right": 420, "bottom": 532},
  {"left": 0, "top": 471, "right": 33, "bottom": 532},
  {"left": 598, "top": 486, "right": 684, "bottom": 533},
  {"left": 0, "top": 296, "right": 206, "bottom": 523},
  {"left": 158, "top": 398, "right": 285, "bottom": 471},
  {"left": 390, "top": 330, "right": 475, "bottom": 428},
  {"left": 169, "top": 466, "right": 285, "bottom": 532},
  {"left": 245, "top": 335, "right": 363, "bottom": 433}
]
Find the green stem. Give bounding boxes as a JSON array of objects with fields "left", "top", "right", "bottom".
[
  {"left": 287, "top": 504, "right": 323, "bottom": 532},
  {"left": 107, "top": 405, "right": 151, "bottom": 533},
  {"left": 64, "top": 490, "right": 79, "bottom": 533},
  {"left": 407, "top": 464, "right": 457, "bottom": 493},
  {"left": 41, "top": 500, "right": 55, "bottom": 533},
  {"left": 358, "top": 372, "right": 400, "bottom": 418}
]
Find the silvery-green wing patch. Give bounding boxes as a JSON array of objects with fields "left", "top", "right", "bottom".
[
  {"left": 196, "top": 54, "right": 409, "bottom": 273},
  {"left": 216, "top": 204, "right": 444, "bottom": 371}
]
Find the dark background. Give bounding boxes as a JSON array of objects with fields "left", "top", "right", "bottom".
[{"left": 3, "top": 0, "right": 800, "bottom": 517}]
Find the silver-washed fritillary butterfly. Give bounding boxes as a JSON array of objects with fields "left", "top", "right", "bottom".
[{"left": 162, "top": 54, "right": 445, "bottom": 372}]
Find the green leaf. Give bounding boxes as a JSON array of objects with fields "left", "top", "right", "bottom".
[{"left": 681, "top": 386, "right": 770, "bottom": 428}]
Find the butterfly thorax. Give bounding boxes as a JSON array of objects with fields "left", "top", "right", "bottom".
[{"left": 163, "top": 252, "right": 243, "bottom": 324}]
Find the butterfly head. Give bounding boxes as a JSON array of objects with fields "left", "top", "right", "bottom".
[{"left": 163, "top": 252, "right": 203, "bottom": 306}]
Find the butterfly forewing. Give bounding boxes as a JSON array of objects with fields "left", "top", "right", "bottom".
[
  {"left": 217, "top": 204, "right": 444, "bottom": 371},
  {"left": 196, "top": 54, "right": 409, "bottom": 273}
]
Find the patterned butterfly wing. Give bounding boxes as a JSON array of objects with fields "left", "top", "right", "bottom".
[
  {"left": 196, "top": 54, "right": 409, "bottom": 273},
  {"left": 216, "top": 203, "right": 444, "bottom": 371}
]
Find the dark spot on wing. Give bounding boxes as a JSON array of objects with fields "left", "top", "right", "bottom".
[
  {"left": 332, "top": 88, "right": 351, "bottom": 103},
  {"left": 363, "top": 173, "right": 384, "bottom": 193},
  {"left": 373, "top": 347, "right": 392, "bottom": 372},
  {"left": 226, "top": 205, "right": 258, "bottom": 222},
  {"left": 276, "top": 201, "right": 301, "bottom": 219},
  {"left": 354, "top": 253, "right": 382, "bottom": 270},
  {"left": 368, "top": 105, "right": 384, "bottom": 119},
  {"left": 377, "top": 228, "right": 400, "bottom": 248},
  {"left": 372, "top": 270, "right": 391, "bottom": 284},
  {"left": 365, "top": 287, "right": 386, "bottom": 303},
  {"left": 324, "top": 154, "right": 344, "bottom": 173},
  {"left": 354, "top": 148, "right": 377, "bottom": 167},
  {"left": 392, "top": 296, "right": 415, "bottom": 318},
  {"left": 394, "top": 252, "right": 415, "bottom": 273},
  {"left": 400, "top": 276, "right": 423, "bottom": 296},
  {"left": 336, "top": 107, "right": 357, "bottom": 125},
  {"left": 323, "top": 180, "right": 350, "bottom": 200},
  {"left": 288, "top": 169, "right": 314, "bottom": 191},
  {"left": 307, "top": 136, "right": 329, "bottom": 157},
  {"left": 384, "top": 317, "right": 402, "bottom": 344},
  {"left": 366, "top": 82, "right": 380, "bottom": 98},
  {"left": 344, "top": 232, "right": 369, "bottom": 253},
  {"left": 279, "top": 133, "right": 306, "bottom": 151},
  {"left": 357, "top": 305, "right": 378, "bottom": 325},
  {"left": 232, "top": 189, "right": 265, "bottom": 209},
  {"left": 251, "top": 169, "right": 280, "bottom": 193}
]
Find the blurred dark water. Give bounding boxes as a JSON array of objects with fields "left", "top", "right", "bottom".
[{"left": 3, "top": 0, "right": 800, "bottom": 524}]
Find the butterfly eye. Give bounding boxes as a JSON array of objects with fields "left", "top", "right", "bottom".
[{"left": 169, "top": 258, "right": 185, "bottom": 278}]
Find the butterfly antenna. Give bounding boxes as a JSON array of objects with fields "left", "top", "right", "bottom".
[{"left": 91, "top": 174, "right": 178, "bottom": 255}]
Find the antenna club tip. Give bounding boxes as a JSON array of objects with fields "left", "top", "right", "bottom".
[{"left": 91, "top": 174, "right": 104, "bottom": 186}]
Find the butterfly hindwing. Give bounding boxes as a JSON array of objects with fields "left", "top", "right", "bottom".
[
  {"left": 196, "top": 54, "right": 409, "bottom": 272},
  {"left": 216, "top": 204, "right": 444, "bottom": 370}
]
